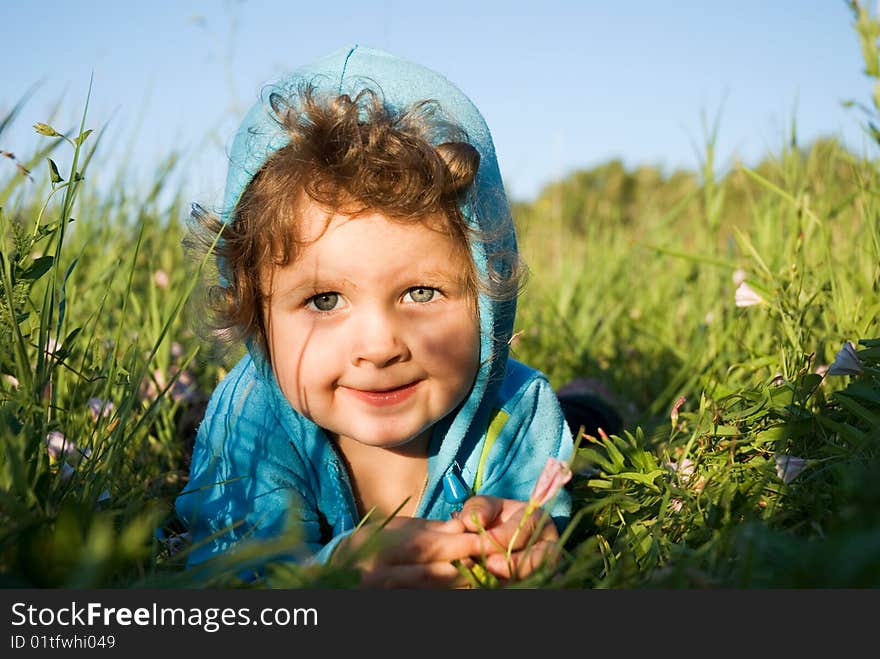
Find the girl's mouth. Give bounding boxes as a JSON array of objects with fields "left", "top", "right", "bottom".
[{"left": 342, "top": 381, "right": 420, "bottom": 407}]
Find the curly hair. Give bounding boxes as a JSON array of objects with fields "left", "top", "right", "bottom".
[{"left": 190, "top": 81, "right": 520, "bottom": 356}]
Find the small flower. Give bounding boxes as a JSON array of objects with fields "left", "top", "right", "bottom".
[
  {"left": 170, "top": 369, "right": 198, "bottom": 403},
  {"left": 153, "top": 270, "right": 170, "bottom": 289},
  {"left": 665, "top": 458, "right": 699, "bottom": 491},
  {"left": 96, "top": 490, "right": 111, "bottom": 504},
  {"left": 734, "top": 282, "right": 766, "bottom": 308},
  {"left": 45, "top": 430, "right": 77, "bottom": 461},
  {"left": 87, "top": 397, "right": 114, "bottom": 422},
  {"left": 827, "top": 341, "right": 863, "bottom": 376},
  {"left": 666, "top": 457, "right": 695, "bottom": 479},
  {"left": 501, "top": 456, "right": 574, "bottom": 574},
  {"left": 774, "top": 454, "right": 808, "bottom": 484},
  {"left": 670, "top": 396, "right": 686, "bottom": 428},
  {"left": 529, "top": 457, "right": 573, "bottom": 509},
  {"left": 45, "top": 337, "right": 61, "bottom": 355},
  {"left": 732, "top": 268, "right": 748, "bottom": 286},
  {"left": 140, "top": 367, "right": 201, "bottom": 404},
  {"left": 170, "top": 341, "right": 184, "bottom": 360},
  {"left": 4, "top": 374, "right": 19, "bottom": 389},
  {"left": 703, "top": 310, "right": 715, "bottom": 325},
  {"left": 139, "top": 368, "right": 165, "bottom": 400}
]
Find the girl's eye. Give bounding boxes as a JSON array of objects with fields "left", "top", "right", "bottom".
[
  {"left": 404, "top": 287, "right": 437, "bottom": 303},
  {"left": 307, "top": 292, "right": 340, "bottom": 312}
]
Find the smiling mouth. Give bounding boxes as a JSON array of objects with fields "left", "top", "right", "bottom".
[{"left": 342, "top": 381, "right": 420, "bottom": 406}]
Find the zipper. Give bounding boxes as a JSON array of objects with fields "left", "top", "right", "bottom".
[{"left": 441, "top": 461, "right": 470, "bottom": 508}]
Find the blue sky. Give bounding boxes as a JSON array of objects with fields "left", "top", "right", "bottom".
[{"left": 2, "top": 1, "right": 873, "bottom": 205}]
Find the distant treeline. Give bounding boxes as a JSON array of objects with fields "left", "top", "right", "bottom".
[{"left": 513, "top": 137, "right": 868, "bottom": 241}]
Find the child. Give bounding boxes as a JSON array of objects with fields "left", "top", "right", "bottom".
[{"left": 174, "top": 44, "right": 574, "bottom": 588}]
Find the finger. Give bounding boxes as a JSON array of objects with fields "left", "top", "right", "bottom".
[
  {"left": 359, "top": 561, "right": 470, "bottom": 589},
  {"left": 484, "top": 539, "right": 561, "bottom": 580},
  {"left": 385, "top": 527, "right": 481, "bottom": 564},
  {"left": 474, "top": 507, "right": 557, "bottom": 555},
  {"left": 341, "top": 518, "right": 476, "bottom": 568},
  {"left": 458, "top": 495, "right": 503, "bottom": 531},
  {"left": 426, "top": 518, "right": 468, "bottom": 534},
  {"left": 385, "top": 516, "right": 466, "bottom": 534}
]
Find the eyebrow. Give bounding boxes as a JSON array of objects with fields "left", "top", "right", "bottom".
[
  {"left": 266, "top": 260, "right": 471, "bottom": 301},
  {"left": 269, "top": 276, "right": 351, "bottom": 300},
  {"left": 414, "top": 269, "right": 466, "bottom": 283}
]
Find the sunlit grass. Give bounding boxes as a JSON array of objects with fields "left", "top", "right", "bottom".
[{"left": 1, "top": 3, "right": 879, "bottom": 588}]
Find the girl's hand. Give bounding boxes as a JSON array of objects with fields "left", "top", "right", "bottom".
[
  {"left": 458, "top": 495, "right": 561, "bottom": 580},
  {"left": 332, "top": 516, "right": 481, "bottom": 588}
]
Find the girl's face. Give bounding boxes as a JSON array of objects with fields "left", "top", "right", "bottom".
[{"left": 263, "top": 199, "right": 481, "bottom": 451}]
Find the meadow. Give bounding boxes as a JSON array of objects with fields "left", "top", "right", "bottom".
[{"left": 1, "top": 6, "right": 878, "bottom": 588}]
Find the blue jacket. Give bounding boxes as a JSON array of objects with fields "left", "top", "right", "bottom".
[{"left": 175, "top": 44, "right": 573, "bottom": 571}]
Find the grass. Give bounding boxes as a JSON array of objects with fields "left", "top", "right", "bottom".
[{"left": 1, "top": 3, "right": 879, "bottom": 589}]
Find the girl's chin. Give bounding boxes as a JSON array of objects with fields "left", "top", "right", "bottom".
[{"left": 333, "top": 426, "right": 430, "bottom": 452}]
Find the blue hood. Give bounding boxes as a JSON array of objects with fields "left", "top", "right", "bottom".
[{"left": 221, "top": 44, "right": 518, "bottom": 516}]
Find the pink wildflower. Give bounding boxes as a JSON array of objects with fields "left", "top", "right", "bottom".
[
  {"left": 45, "top": 430, "right": 77, "bottom": 461},
  {"left": 734, "top": 282, "right": 765, "bottom": 308},
  {"left": 495, "top": 456, "right": 573, "bottom": 576},
  {"left": 140, "top": 367, "right": 199, "bottom": 403},
  {"left": 666, "top": 457, "right": 695, "bottom": 481},
  {"left": 170, "top": 369, "right": 198, "bottom": 403},
  {"left": 87, "top": 397, "right": 114, "bottom": 422},
  {"left": 670, "top": 396, "right": 686, "bottom": 428},
  {"left": 529, "top": 457, "right": 572, "bottom": 509},
  {"left": 139, "top": 368, "right": 165, "bottom": 400},
  {"left": 153, "top": 270, "right": 170, "bottom": 289}
]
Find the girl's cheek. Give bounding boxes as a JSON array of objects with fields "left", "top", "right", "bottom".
[{"left": 421, "top": 313, "right": 479, "bottom": 369}]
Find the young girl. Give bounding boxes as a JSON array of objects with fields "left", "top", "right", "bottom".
[{"left": 175, "top": 44, "right": 574, "bottom": 588}]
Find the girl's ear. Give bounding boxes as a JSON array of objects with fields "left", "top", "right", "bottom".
[{"left": 435, "top": 142, "right": 480, "bottom": 195}]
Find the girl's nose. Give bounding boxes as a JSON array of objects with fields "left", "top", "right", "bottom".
[{"left": 350, "top": 308, "right": 410, "bottom": 368}]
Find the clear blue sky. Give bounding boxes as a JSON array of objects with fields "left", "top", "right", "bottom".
[{"left": 2, "top": 0, "right": 873, "bottom": 205}]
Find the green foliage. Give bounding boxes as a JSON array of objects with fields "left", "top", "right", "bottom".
[
  {"left": 1, "top": 4, "right": 879, "bottom": 589},
  {"left": 0, "top": 84, "right": 219, "bottom": 587}
]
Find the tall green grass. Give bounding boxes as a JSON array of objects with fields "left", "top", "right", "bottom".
[{"left": 1, "top": 3, "right": 878, "bottom": 588}]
